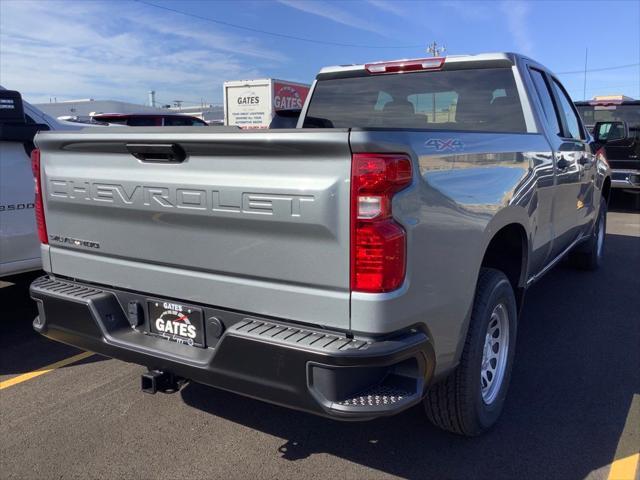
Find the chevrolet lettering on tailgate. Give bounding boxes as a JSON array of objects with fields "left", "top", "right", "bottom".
[{"left": 48, "top": 179, "right": 315, "bottom": 217}]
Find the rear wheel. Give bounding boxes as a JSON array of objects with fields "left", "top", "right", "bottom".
[
  {"left": 569, "top": 197, "right": 607, "bottom": 270},
  {"left": 424, "top": 268, "right": 517, "bottom": 436}
]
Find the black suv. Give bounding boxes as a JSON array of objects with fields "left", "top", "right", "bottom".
[{"left": 575, "top": 97, "right": 640, "bottom": 194}]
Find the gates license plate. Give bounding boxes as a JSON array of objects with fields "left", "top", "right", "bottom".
[{"left": 148, "top": 300, "right": 204, "bottom": 347}]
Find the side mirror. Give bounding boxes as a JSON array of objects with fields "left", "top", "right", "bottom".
[
  {"left": 0, "top": 122, "right": 50, "bottom": 142},
  {"left": 0, "top": 89, "right": 50, "bottom": 143},
  {"left": 594, "top": 121, "right": 629, "bottom": 143},
  {"left": 0, "top": 89, "right": 26, "bottom": 123}
]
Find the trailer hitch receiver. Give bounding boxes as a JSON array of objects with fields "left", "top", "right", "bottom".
[{"left": 141, "top": 370, "right": 187, "bottom": 394}]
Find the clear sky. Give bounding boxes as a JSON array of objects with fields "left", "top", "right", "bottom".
[{"left": 1, "top": 0, "right": 638, "bottom": 107}]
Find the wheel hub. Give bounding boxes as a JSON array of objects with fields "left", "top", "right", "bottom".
[{"left": 480, "top": 303, "right": 510, "bottom": 405}]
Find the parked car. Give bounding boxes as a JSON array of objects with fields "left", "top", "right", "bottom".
[
  {"left": 29, "top": 53, "right": 610, "bottom": 436},
  {"left": 0, "top": 88, "right": 98, "bottom": 277},
  {"left": 575, "top": 96, "right": 640, "bottom": 196},
  {"left": 90, "top": 113, "right": 208, "bottom": 127}
]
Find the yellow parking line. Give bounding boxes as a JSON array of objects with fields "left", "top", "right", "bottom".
[
  {"left": 0, "top": 351, "right": 94, "bottom": 390},
  {"left": 609, "top": 454, "right": 639, "bottom": 480},
  {"left": 608, "top": 394, "right": 640, "bottom": 480}
]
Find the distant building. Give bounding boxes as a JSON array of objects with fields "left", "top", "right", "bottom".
[
  {"left": 34, "top": 99, "right": 169, "bottom": 119},
  {"left": 592, "top": 95, "right": 635, "bottom": 102},
  {"left": 35, "top": 98, "right": 224, "bottom": 124}
]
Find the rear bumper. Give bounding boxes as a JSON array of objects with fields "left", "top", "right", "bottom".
[
  {"left": 611, "top": 169, "right": 640, "bottom": 190},
  {"left": 30, "top": 276, "right": 434, "bottom": 420}
]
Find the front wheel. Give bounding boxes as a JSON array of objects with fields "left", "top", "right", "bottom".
[{"left": 424, "top": 268, "right": 517, "bottom": 436}]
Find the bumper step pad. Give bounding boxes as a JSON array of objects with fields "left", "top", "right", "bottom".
[
  {"left": 336, "top": 385, "right": 412, "bottom": 407},
  {"left": 232, "top": 319, "right": 369, "bottom": 354}
]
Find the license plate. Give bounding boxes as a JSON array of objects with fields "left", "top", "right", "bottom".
[{"left": 148, "top": 300, "right": 204, "bottom": 347}]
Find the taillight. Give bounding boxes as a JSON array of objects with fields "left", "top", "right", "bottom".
[
  {"left": 595, "top": 147, "right": 609, "bottom": 167},
  {"left": 351, "top": 153, "right": 412, "bottom": 293},
  {"left": 365, "top": 57, "right": 445, "bottom": 74},
  {"left": 30, "top": 148, "right": 48, "bottom": 244}
]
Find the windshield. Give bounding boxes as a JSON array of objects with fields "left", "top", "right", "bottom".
[
  {"left": 304, "top": 67, "right": 527, "bottom": 133},
  {"left": 576, "top": 104, "right": 640, "bottom": 127}
]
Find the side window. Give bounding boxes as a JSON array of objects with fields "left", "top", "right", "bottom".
[
  {"left": 163, "top": 116, "right": 202, "bottom": 126},
  {"left": 127, "top": 117, "right": 157, "bottom": 126},
  {"left": 407, "top": 91, "right": 458, "bottom": 123},
  {"left": 550, "top": 79, "right": 583, "bottom": 140},
  {"left": 373, "top": 91, "right": 393, "bottom": 111},
  {"left": 529, "top": 69, "right": 561, "bottom": 136},
  {"left": 595, "top": 122, "right": 612, "bottom": 140}
]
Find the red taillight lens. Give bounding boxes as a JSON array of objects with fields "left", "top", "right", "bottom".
[
  {"left": 351, "top": 153, "right": 412, "bottom": 293},
  {"left": 595, "top": 147, "right": 609, "bottom": 167},
  {"left": 30, "top": 148, "right": 48, "bottom": 244},
  {"left": 365, "top": 57, "right": 445, "bottom": 74}
]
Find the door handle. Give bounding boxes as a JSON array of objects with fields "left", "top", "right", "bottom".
[
  {"left": 556, "top": 156, "right": 569, "bottom": 170},
  {"left": 126, "top": 143, "right": 186, "bottom": 163}
]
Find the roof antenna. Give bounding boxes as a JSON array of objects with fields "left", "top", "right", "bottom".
[{"left": 427, "top": 41, "right": 446, "bottom": 57}]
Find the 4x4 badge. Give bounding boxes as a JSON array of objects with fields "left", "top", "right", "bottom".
[{"left": 424, "top": 138, "right": 465, "bottom": 152}]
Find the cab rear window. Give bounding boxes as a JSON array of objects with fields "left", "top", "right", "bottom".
[{"left": 304, "top": 68, "right": 526, "bottom": 132}]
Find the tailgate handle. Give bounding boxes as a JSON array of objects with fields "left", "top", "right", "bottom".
[{"left": 126, "top": 143, "right": 186, "bottom": 163}]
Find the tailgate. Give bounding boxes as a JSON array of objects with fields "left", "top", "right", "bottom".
[{"left": 36, "top": 128, "right": 352, "bottom": 329}]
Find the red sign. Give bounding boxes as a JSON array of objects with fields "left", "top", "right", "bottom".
[{"left": 273, "top": 82, "right": 309, "bottom": 110}]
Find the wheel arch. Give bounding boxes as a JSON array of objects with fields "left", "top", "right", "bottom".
[
  {"left": 479, "top": 221, "right": 529, "bottom": 311},
  {"left": 448, "top": 215, "right": 530, "bottom": 376}
]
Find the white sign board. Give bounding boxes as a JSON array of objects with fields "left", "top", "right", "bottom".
[{"left": 225, "top": 84, "right": 271, "bottom": 129}]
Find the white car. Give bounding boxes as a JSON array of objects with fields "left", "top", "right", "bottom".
[{"left": 0, "top": 87, "right": 97, "bottom": 277}]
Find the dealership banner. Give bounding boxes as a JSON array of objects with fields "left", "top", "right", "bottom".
[{"left": 273, "top": 82, "right": 309, "bottom": 110}]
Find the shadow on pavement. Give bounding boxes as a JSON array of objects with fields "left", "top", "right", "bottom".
[
  {"left": 610, "top": 190, "right": 640, "bottom": 213},
  {"left": 182, "top": 230, "right": 640, "bottom": 479},
  {"left": 0, "top": 271, "right": 106, "bottom": 376}
]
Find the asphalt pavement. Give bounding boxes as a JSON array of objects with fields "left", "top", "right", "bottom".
[{"left": 1, "top": 194, "right": 638, "bottom": 480}]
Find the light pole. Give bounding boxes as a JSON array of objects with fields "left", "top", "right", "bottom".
[
  {"left": 583, "top": 48, "right": 588, "bottom": 100},
  {"left": 427, "top": 41, "right": 446, "bottom": 58},
  {"left": 427, "top": 42, "right": 446, "bottom": 122}
]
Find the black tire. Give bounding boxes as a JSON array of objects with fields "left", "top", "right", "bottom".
[
  {"left": 568, "top": 197, "right": 607, "bottom": 271},
  {"left": 424, "top": 268, "right": 517, "bottom": 436}
]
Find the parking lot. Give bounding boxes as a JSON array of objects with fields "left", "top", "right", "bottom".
[{"left": 1, "top": 195, "right": 638, "bottom": 480}]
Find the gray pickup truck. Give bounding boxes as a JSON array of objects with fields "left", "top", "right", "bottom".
[{"left": 30, "top": 53, "right": 610, "bottom": 436}]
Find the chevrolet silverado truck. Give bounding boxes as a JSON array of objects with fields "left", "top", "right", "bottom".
[{"left": 29, "top": 53, "right": 611, "bottom": 436}]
